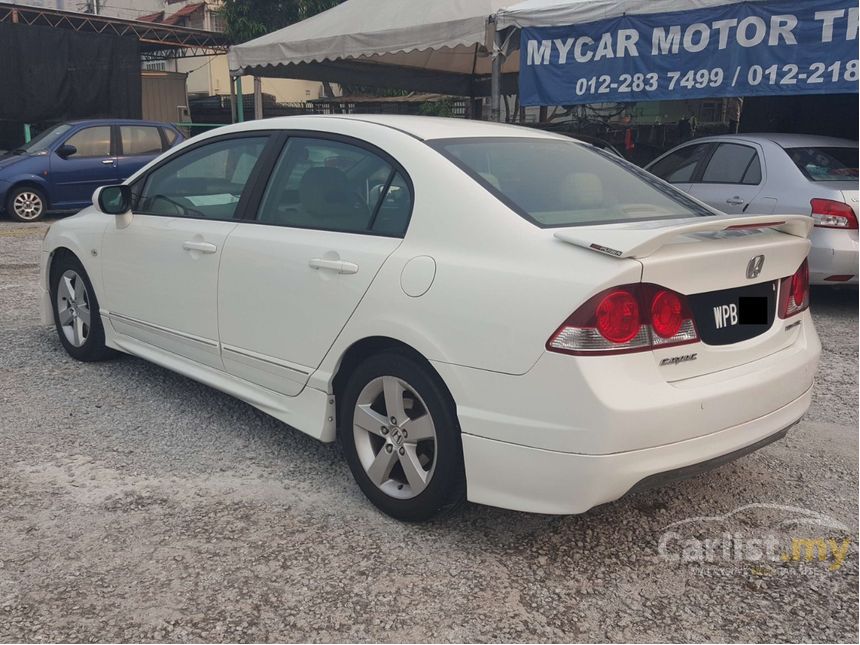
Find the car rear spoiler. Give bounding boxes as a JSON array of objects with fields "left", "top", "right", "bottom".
[{"left": 553, "top": 214, "right": 813, "bottom": 259}]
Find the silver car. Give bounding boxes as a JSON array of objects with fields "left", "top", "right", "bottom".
[{"left": 646, "top": 134, "right": 858, "bottom": 285}]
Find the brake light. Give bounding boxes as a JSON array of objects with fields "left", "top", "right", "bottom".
[
  {"left": 595, "top": 290, "right": 640, "bottom": 343},
  {"left": 547, "top": 284, "right": 698, "bottom": 355},
  {"left": 778, "top": 259, "right": 810, "bottom": 318},
  {"left": 810, "top": 199, "right": 858, "bottom": 229}
]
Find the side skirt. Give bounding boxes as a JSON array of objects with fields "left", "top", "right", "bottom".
[{"left": 102, "top": 313, "right": 337, "bottom": 442}]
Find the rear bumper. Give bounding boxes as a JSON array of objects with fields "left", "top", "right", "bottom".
[
  {"left": 809, "top": 228, "right": 858, "bottom": 285},
  {"left": 433, "top": 311, "right": 819, "bottom": 514},
  {"left": 461, "top": 387, "right": 810, "bottom": 515}
]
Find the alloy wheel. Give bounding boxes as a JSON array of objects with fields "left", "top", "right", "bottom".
[
  {"left": 12, "top": 191, "right": 44, "bottom": 221},
  {"left": 352, "top": 375, "right": 437, "bottom": 499},
  {"left": 56, "top": 269, "right": 91, "bottom": 347}
]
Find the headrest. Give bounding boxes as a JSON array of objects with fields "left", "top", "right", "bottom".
[
  {"left": 559, "top": 172, "right": 604, "bottom": 209},
  {"left": 299, "top": 166, "right": 351, "bottom": 218}
]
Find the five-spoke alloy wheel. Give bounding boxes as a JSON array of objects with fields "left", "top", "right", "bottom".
[
  {"left": 341, "top": 352, "right": 465, "bottom": 521},
  {"left": 50, "top": 254, "right": 114, "bottom": 362},
  {"left": 56, "top": 269, "right": 91, "bottom": 348},
  {"left": 353, "top": 375, "right": 438, "bottom": 499}
]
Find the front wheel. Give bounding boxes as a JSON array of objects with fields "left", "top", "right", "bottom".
[
  {"left": 340, "top": 353, "right": 466, "bottom": 522},
  {"left": 6, "top": 186, "right": 46, "bottom": 222},
  {"left": 50, "top": 254, "right": 115, "bottom": 362}
]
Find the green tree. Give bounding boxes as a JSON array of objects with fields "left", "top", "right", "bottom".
[{"left": 220, "top": 0, "right": 344, "bottom": 43}]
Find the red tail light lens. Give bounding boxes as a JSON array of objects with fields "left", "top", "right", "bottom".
[
  {"left": 811, "top": 199, "right": 858, "bottom": 229},
  {"left": 778, "top": 259, "right": 810, "bottom": 318},
  {"left": 547, "top": 284, "right": 698, "bottom": 355},
  {"left": 650, "top": 290, "right": 683, "bottom": 339},
  {"left": 595, "top": 291, "right": 640, "bottom": 343}
]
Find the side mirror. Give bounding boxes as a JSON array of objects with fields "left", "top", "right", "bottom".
[
  {"left": 94, "top": 185, "right": 131, "bottom": 215},
  {"left": 56, "top": 143, "right": 77, "bottom": 159}
]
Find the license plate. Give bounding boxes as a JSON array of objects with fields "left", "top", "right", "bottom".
[{"left": 688, "top": 281, "right": 776, "bottom": 345}]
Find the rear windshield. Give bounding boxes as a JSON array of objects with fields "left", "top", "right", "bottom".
[
  {"left": 785, "top": 146, "right": 859, "bottom": 181},
  {"left": 430, "top": 137, "right": 709, "bottom": 227}
]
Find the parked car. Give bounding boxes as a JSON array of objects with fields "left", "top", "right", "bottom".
[
  {"left": 0, "top": 119, "right": 183, "bottom": 222},
  {"left": 645, "top": 134, "right": 858, "bottom": 285},
  {"left": 41, "top": 115, "right": 819, "bottom": 521}
]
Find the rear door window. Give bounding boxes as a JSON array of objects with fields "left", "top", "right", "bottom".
[
  {"left": 121, "top": 126, "right": 164, "bottom": 156},
  {"left": 648, "top": 143, "right": 712, "bottom": 184},
  {"left": 255, "top": 137, "right": 412, "bottom": 236},
  {"left": 700, "top": 143, "right": 761, "bottom": 185}
]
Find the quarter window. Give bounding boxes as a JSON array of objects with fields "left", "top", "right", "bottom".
[
  {"left": 161, "top": 127, "right": 179, "bottom": 147},
  {"left": 648, "top": 144, "right": 711, "bottom": 183},
  {"left": 64, "top": 126, "right": 111, "bottom": 158},
  {"left": 136, "top": 136, "right": 266, "bottom": 220},
  {"left": 701, "top": 143, "right": 762, "bottom": 185},
  {"left": 121, "top": 126, "right": 163, "bottom": 156},
  {"left": 256, "top": 137, "right": 411, "bottom": 236}
]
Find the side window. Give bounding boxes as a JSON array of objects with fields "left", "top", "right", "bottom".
[
  {"left": 161, "top": 127, "right": 179, "bottom": 147},
  {"left": 121, "top": 126, "right": 163, "bottom": 156},
  {"left": 256, "top": 137, "right": 412, "bottom": 236},
  {"left": 648, "top": 144, "right": 710, "bottom": 183},
  {"left": 63, "top": 126, "right": 111, "bottom": 158},
  {"left": 370, "top": 172, "right": 411, "bottom": 236},
  {"left": 136, "top": 136, "right": 266, "bottom": 220},
  {"left": 701, "top": 143, "right": 761, "bottom": 185}
]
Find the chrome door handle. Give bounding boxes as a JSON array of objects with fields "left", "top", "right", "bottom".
[
  {"left": 183, "top": 240, "right": 217, "bottom": 254},
  {"left": 101, "top": 159, "right": 115, "bottom": 165},
  {"left": 308, "top": 258, "right": 359, "bottom": 274},
  {"left": 726, "top": 197, "right": 745, "bottom": 206}
]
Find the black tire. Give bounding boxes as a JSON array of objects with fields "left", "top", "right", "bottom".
[
  {"left": 340, "top": 352, "right": 466, "bottom": 522},
  {"left": 5, "top": 185, "right": 47, "bottom": 222},
  {"left": 50, "top": 253, "right": 115, "bottom": 362}
]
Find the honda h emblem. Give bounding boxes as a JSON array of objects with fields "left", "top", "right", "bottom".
[{"left": 746, "top": 255, "right": 765, "bottom": 279}]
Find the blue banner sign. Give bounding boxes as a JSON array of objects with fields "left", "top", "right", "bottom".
[{"left": 519, "top": 0, "right": 859, "bottom": 106}]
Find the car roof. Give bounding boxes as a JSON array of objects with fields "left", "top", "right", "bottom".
[
  {"left": 208, "top": 114, "right": 569, "bottom": 142},
  {"left": 687, "top": 132, "right": 858, "bottom": 148},
  {"left": 64, "top": 118, "right": 176, "bottom": 128}
]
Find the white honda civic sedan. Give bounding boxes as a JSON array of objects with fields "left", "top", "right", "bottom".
[{"left": 40, "top": 115, "right": 820, "bottom": 521}]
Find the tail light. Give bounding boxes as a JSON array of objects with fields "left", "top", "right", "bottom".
[
  {"left": 547, "top": 284, "right": 698, "bottom": 356},
  {"left": 811, "top": 199, "right": 858, "bottom": 229},
  {"left": 778, "top": 259, "right": 810, "bottom": 318}
]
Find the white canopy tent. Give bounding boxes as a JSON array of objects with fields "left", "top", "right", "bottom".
[
  {"left": 228, "top": 0, "right": 777, "bottom": 121},
  {"left": 494, "top": 0, "right": 755, "bottom": 29},
  {"left": 228, "top": 0, "right": 523, "bottom": 119}
]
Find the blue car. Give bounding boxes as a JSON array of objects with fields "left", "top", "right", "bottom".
[{"left": 0, "top": 119, "right": 183, "bottom": 222}]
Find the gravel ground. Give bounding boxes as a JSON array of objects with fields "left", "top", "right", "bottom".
[{"left": 0, "top": 218, "right": 857, "bottom": 643}]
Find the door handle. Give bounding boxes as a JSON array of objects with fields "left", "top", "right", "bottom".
[
  {"left": 309, "top": 258, "right": 359, "bottom": 274},
  {"left": 101, "top": 159, "right": 115, "bottom": 165},
  {"left": 726, "top": 197, "right": 745, "bottom": 206},
  {"left": 183, "top": 240, "right": 217, "bottom": 254}
]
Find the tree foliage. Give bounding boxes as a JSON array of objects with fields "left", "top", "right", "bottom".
[{"left": 220, "top": 0, "right": 345, "bottom": 43}]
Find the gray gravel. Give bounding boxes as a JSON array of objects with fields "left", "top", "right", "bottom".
[{"left": 0, "top": 218, "right": 857, "bottom": 643}]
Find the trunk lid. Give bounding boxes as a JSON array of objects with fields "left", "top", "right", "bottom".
[{"left": 555, "top": 214, "right": 812, "bottom": 380}]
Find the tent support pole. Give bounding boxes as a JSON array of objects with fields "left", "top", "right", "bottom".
[
  {"left": 236, "top": 76, "right": 245, "bottom": 122},
  {"left": 229, "top": 74, "right": 237, "bottom": 123},
  {"left": 254, "top": 76, "right": 263, "bottom": 120},
  {"left": 491, "top": 28, "right": 503, "bottom": 123}
]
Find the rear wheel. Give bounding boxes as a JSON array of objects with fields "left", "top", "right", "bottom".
[
  {"left": 6, "top": 186, "right": 46, "bottom": 222},
  {"left": 340, "top": 352, "right": 465, "bottom": 522},
  {"left": 50, "top": 254, "right": 115, "bottom": 362}
]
